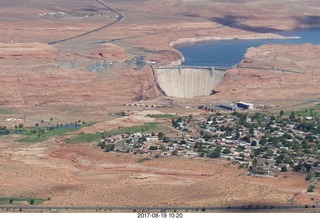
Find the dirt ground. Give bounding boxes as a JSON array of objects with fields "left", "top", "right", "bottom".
[
  {"left": 0, "top": 0, "right": 320, "bottom": 208},
  {"left": 0, "top": 134, "right": 318, "bottom": 207},
  {"left": 0, "top": 0, "right": 319, "bottom": 108},
  {"left": 0, "top": 108, "right": 319, "bottom": 208}
]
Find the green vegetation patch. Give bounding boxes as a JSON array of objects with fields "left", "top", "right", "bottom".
[
  {"left": 66, "top": 123, "right": 160, "bottom": 144},
  {"left": 17, "top": 122, "right": 93, "bottom": 143},
  {"left": 283, "top": 105, "right": 320, "bottom": 119},
  {"left": 136, "top": 157, "right": 152, "bottom": 163},
  {"left": 0, "top": 108, "right": 12, "bottom": 114},
  {"left": 65, "top": 132, "right": 102, "bottom": 144},
  {"left": 109, "top": 122, "right": 159, "bottom": 135},
  {"left": 0, "top": 197, "right": 47, "bottom": 205},
  {"left": 18, "top": 127, "right": 81, "bottom": 143}
]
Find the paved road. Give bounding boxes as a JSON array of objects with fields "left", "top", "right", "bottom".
[
  {"left": 115, "top": 139, "right": 133, "bottom": 152},
  {"left": 0, "top": 205, "right": 318, "bottom": 213},
  {"left": 48, "top": 0, "right": 124, "bottom": 45}
]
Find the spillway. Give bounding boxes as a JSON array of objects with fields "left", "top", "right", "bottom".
[{"left": 153, "top": 66, "right": 225, "bottom": 98}]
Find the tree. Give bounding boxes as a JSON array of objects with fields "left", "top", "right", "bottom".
[
  {"left": 157, "top": 132, "right": 165, "bottom": 140},
  {"left": 293, "top": 163, "right": 302, "bottom": 172},
  {"left": 9, "top": 199, "right": 13, "bottom": 204},
  {"left": 104, "top": 144, "right": 115, "bottom": 152},
  {"left": 18, "top": 123, "right": 24, "bottom": 129},
  {"left": 276, "top": 155, "right": 284, "bottom": 164},
  {"left": 138, "top": 137, "right": 147, "bottom": 144},
  {"left": 259, "top": 137, "right": 267, "bottom": 145},
  {"left": 305, "top": 173, "right": 313, "bottom": 181},
  {"left": 222, "top": 148, "right": 231, "bottom": 154},
  {"left": 307, "top": 185, "right": 315, "bottom": 192},
  {"left": 149, "top": 146, "right": 158, "bottom": 150},
  {"left": 160, "top": 145, "right": 167, "bottom": 151},
  {"left": 209, "top": 146, "right": 222, "bottom": 158},
  {"left": 194, "top": 142, "right": 203, "bottom": 149},
  {"left": 180, "top": 140, "right": 187, "bottom": 145},
  {"left": 280, "top": 110, "right": 284, "bottom": 117},
  {"left": 30, "top": 199, "right": 34, "bottom": 205},
  {"left": 249, "top": 128, "right": 254, "bottom": 135},
  {"left": 251, "top": 140, "right": 257, "bottom": 146},
  {"left": 284, "top": 157, "right": 293, "bottom": 166},
  {"left": 289, "top": 111, "right": 295, "bottom": 121},
  {"left": 252, "top": 158, "right": 258, "bottom": 168},
  {"left": 242, "top": 136, "right": 250, "bottom": 143},
  {"left": 281, "top": 166, "right": 287, "bottom": 172},
  {"left": 304, "top": 163, "right": 312, "bottom": 172},
  {"left": 98, "top": 141, "right": 106, "bottom": 149},
  {"left": 235, "top": 132, "right": 240, "bottom": 139}
]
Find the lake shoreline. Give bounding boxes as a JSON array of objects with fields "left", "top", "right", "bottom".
[
  {"left": 169, "top": 29, "right": 319, "bottom": 67},
  {"left": 168, "top": 33, "right": 300, "bottom": 66}
]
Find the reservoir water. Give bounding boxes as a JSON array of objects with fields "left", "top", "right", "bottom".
[{"left": 174, "top": 29, "right": 320, "bottom": 67}]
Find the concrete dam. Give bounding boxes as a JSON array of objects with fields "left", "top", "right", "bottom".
[{"left": 153, "top": 66, "right": 226, "bottom": 98}]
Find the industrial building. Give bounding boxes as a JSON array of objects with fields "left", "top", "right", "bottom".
[
  {"left": 236, "top": 102, "right": 254, "bottom": 110},
  {"left": 200, "top": 102, "right": 253, "bottom": 112},
  {"left": 203, "top": 105, "right": 217, "bottom": 112},
  {"left": 218, "top": 104, "right": 239, "bottom": 111}
]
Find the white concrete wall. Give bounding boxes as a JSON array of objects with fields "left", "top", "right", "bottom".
[{"left": 155, "top": 67, "right": 225, "bottom": 98}]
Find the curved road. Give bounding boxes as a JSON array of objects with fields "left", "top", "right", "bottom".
[{"left": 48, "top": 0, "right": 124, "bottom": 45}]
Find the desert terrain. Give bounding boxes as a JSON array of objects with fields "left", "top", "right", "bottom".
[
  {"left": 0, "top": 111, "right": 317, "bottom": 209},
  {"left": 0, "top": 0, "right": 319, "bottom": 210}
]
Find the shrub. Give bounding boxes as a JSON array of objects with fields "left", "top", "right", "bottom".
[
  {"left": 305, "top": 173, "right": 313, "bottom": 181},
  {"left": 307, "top": 185, "right": 315, "bottom": 192},
  {"left": 137, "top": 157, "right": 152, "bottom": 163}
]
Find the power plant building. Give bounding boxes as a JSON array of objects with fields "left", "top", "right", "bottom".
[
  {"left": 218, "top": 104, "right": 239, "bottom": 111},
  {"left": 236, "top": 102, "right": 254, "bottom": 110}
]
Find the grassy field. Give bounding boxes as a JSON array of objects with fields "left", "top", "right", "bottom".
[
  {"left": 275, "top": 104, "right": 320, "bottom": 118},
  {"left": 65, "top": 132, "right": 102, "bottom": 144},
  {"left": 18, "top": 127, "right": 81, "bottom": 143},
  {"left": 66, "top": 122, "right": 160, "bottom": 144},
  {"left": 0, "top": 197, "right": 47, "bottom": 205},
  {"left": 294, "top": 104, "right": 320, "bottom": 118},
  {"left": 0, "top": 108, "right": 12, "bottom": 114},
  {"left": 17, "top": 123, "right": 94, "bottom": 143}
]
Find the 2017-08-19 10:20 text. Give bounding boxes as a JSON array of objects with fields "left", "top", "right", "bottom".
[{"left": 137, "top": 213, "right": 183, "bottom": 218}]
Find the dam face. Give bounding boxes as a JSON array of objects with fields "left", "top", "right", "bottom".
[{"left": 154, "top": 66, "right": 225, "bottom": 98}]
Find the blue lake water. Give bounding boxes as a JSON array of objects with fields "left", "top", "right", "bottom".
[{"left": 174, "top": 29, "right": 320, "bottom": 67}]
